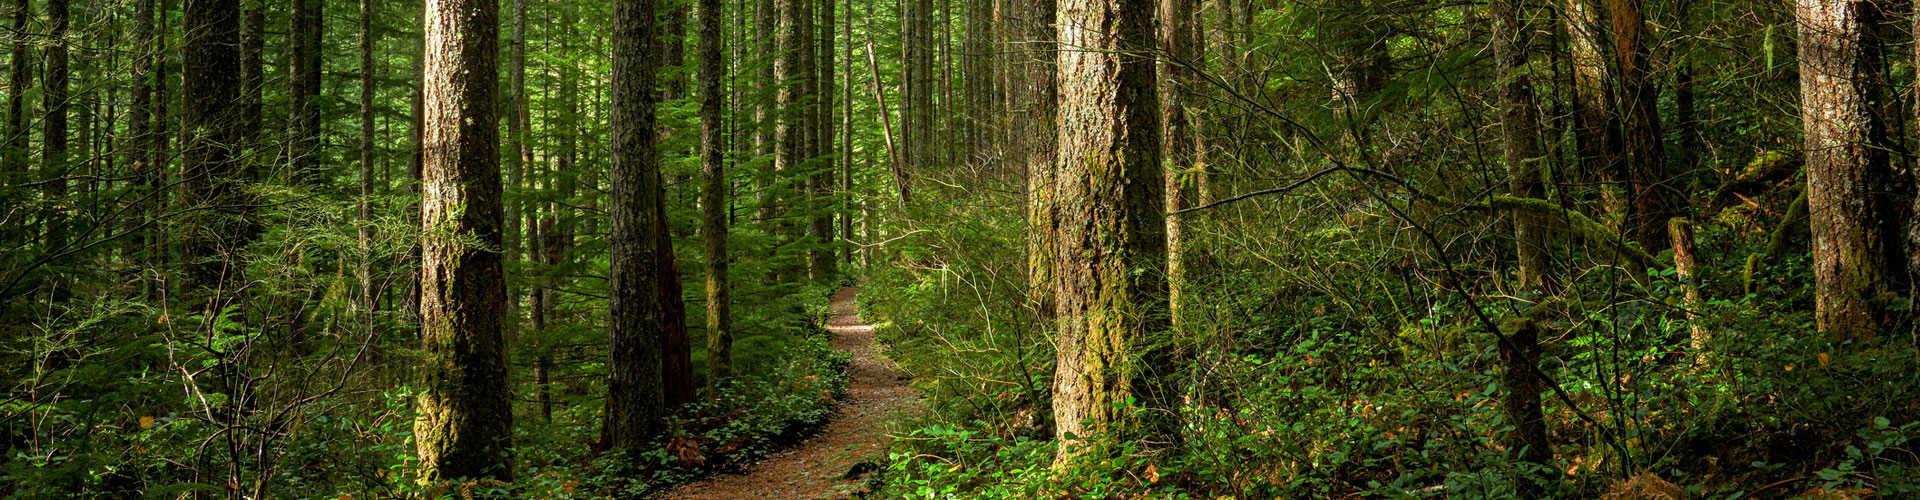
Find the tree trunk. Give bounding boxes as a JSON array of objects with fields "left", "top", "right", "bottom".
[
  {"left": 416, "top": 0, "right": 514, "bottom": 481},
  {"left": 902, "top": 0, "right": 933, "bottom": 174},
  {"left": 1498, "top": 318, "right": 1554, "bottom": 494},
  {"left": 666, "top": 0, "right": 688, "bottom": 100},
  {"left": 1612, "top": 0, "right": 1675, "bottom": 253},
  {"left": 1670, "top": 217, "right": 1707, "bottom": 365},
  {"left": 181, "top": 0, "right": 245, "bottom": 298},
  {"left": 962, "top": 0, "right": 992, "bottom": 171},
  {"left": 1051, "top": 0, "right": 1169, "bottom": 465},
  {"left": 1796, "top": 0, "right": 1899, "bottom": 338},
  {"left": 288, "top": 0, "right": 323, "bottom": 185},
  {"left": 1565, "top": 0, "right": 1621, "bottom": 213},
  {"left": 756, "top": 0, "right": 777, "bottom": 221},
  {"left": 45, "top": 0, "right": 69, "bottom": 251},
  {"left": 3, "top": 0, "right": 28, "bottom": 179},
  {"left": 605, "top": 0, "right": 669, "bottom": 451},
  {"left": 699, "top": 0, "right": 732, "bottom": 399},
  {"left": 810, "top": 0, "right": 837, "bottom": 280},
  {"left": 840, "top": 0, "right": 853, "bottom": 266},
  {"left": 240, "top": 0, "right": 263, "bottom": 145},
  {"left": 1159, "top": 0, "right": 1197, "bottom": 328},
  {"left": 1006, "top": 0, "right": 1056, "bottom": 321},
  {"left": 405, "top": 4, "right": 426, "bottom": 332},
  {"left": 358, "top": 0, "right": 377, "bottom": 326},
  {"left": 1493, "top": 0, "right": 1556, "bottom": 292},
  {"left": 129, "top": 0, "right": 155, "bottom": 271}
]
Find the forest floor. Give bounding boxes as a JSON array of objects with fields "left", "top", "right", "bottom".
[{"left": 662, "top": 287, "right": 920, "bottom": 499}]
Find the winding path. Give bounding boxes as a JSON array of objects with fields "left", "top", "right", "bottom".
[{"left": 663, "top": 287, "right": 919, "bottom": 499}]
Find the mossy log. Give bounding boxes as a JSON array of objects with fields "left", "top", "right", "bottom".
[{"left": 1463, "top": 196, "right": 1662, "bottom": 272}]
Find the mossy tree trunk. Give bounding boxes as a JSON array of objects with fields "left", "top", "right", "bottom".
[
  {"left": 1159, "top": 0, "right": 1198, "bottom": 328},
  {"left": 1493, "top": 0, "right": 1556, "bottom": 292},
  {"left": 416, "top": 0, "right": 514, "bottom": 481},
  {"left": 1006, "top": 0, "right": 1056, "bottom": 321},
  {"left": 1795, "top": 0, "right": 1901, "bottom": 338},
  {"left": 1051, "top": 0, "right": 1171, "bottom": 465},
  {"left": 699, "top": 0, "right": 733, "bottom": 399}
]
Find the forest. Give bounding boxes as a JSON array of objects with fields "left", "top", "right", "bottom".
[{"left": 3, "top": 0, "right": 1920, "bottom": 497}]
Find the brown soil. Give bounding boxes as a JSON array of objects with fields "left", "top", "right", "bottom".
[{"left": 661, "top": 286, "right": 919, "bottom": 499}]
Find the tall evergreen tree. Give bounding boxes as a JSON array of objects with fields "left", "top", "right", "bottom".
[
  {"left": 698, "top": 0, "right": 732, "bottom": 398},
  {"left": 44, "top": 0, "right": 69, "bottom": 251},
  {"left": 5, "top": 0, "right": 31, "bottom": 179},
  {"left": 605, "top": 0, "right": 669, "bottom": 451},
  {"left": 1050, "top": 0, "right": 1168, "bottom": 465},
  {"left": 1493, "top": 0, "right": 1555, "bottom": 292},
  {"left": 415, "top": 0, "right": 514, "bottom": 481},
  {"left": 1796, "top": 0, "right": 1899, "bottom": 338},
  {"left": 288, "top": 0, "right": 324, "bottom": 184},
  {"left": 180, "top": 0, "right": 245, "bottom": 297}
]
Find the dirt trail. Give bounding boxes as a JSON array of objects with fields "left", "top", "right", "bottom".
[{"left": 662, "top": 287, "right": 919, "bottom": 499}]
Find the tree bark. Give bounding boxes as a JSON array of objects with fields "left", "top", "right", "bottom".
[
  {"left": 416, "top": 0, "right": 514, "bottom": 481},
  {"left": 239, "top": 0, "right": 263, "bottom": 145},
  {"left": 699, "top": 0, "right": 732, "bottom": 399},
  {"left": 181, "top": 0, "right": 246, "bottom": 298},
  {"left": 288, "top": 0, "right": 324, "bottom": 185},
  {"left": 605, "top": 0, "right": 669, "bottom": 451},
  {"left": 1498, "top": 318, "right": 1554, "bottom": 494},
  {"left": 45, "top": 0, "right": 69, "bottom": 251},
  {"left": 756, "top": 0, "right": 778, "bottom": 220},
  {"left": 1051, "top": 0, "right": 1170, "bottom": 465},
  {"left": 1005, "top": 0, "right": 1056, "bottom": 320},
  {"left": 3, "top": 0, "right": 28, "bottom": 179},
  {"left": 358, "top": 0, "right": 377, "bottom": 325},
  {"left": 1670, "top": 217, "right": 1707, "bottom": 365},
  {"left": 962, "top": 0, "right": 992, "bottom": 171},
  {"left": 1612, "top": 0, "right": 1675, "bottom": 253},
  {"left": 1159, "top": 0, "right": 1197, "bottom": 327},
  {"left": 1493, "top": 0, "right": 1556, "bottom": 292},
  {"left": 1796, "top": 0, "right": 1899, "bottom": 338},
  {"left": 809, "top": 0, "right": 837, "bottom": 280},
  {"left": 1566, "top": 0, "right": 1622, "bottom": 213},
  {"left": 902, "top": 0, "right": 934, "bottom": 174}
]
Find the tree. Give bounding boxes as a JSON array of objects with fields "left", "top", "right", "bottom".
[
  {"left": 1159, "top": 0, "right": 1197, "bottom": 326},
  {"left": 239, "top": 0, "right": 263, "bottom": 143},
  {"left": 358, "top": 0, "right": 377, "bottom": 320},
  {"left": 1493, "top": 0, "right": 1555, "bottom": 291},
  {"left": 1795, "top": 0, "right": 1899, "bottom": 338},
  {"left": 1005, "top": 0, "right": 1055, "bottom": 320},
  {"left": 902, "top": 0, "right": 933, "bottom": 174},
  {"left": 809, "top": 0, "right": 836, "bottom": 279},
  {"left": 699, "top": 0, "right": 732, "bottom": 398},
  {"left": 180, "top": 0, "right": 245, "bottom": 296},
  {"left": 1565, "top": 0, "right": 1620, "bottom": 212},
  {"left": 288, "top": 0, "right": 323, "bottom": 184},
  {"left": 44, "top": 0, "right": 69, "bottom": 251},
  {"left": 961, "top": 0, "right": 992, "bottom": 170},
  {"left": 5, "top": 0, "right": 31, "bottom": 179},
  {"left": 1612, "top": 0, "right": 1675, "bottom": 253},
  {"left": 416, "top": 0, "right": 514, "bottom": 481},
  {"left": 1050, "top": 0, "right": 1169, "bottom": 465},
  {"left": 605, "top": 0, "right": 669, "bottom": 452}
]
